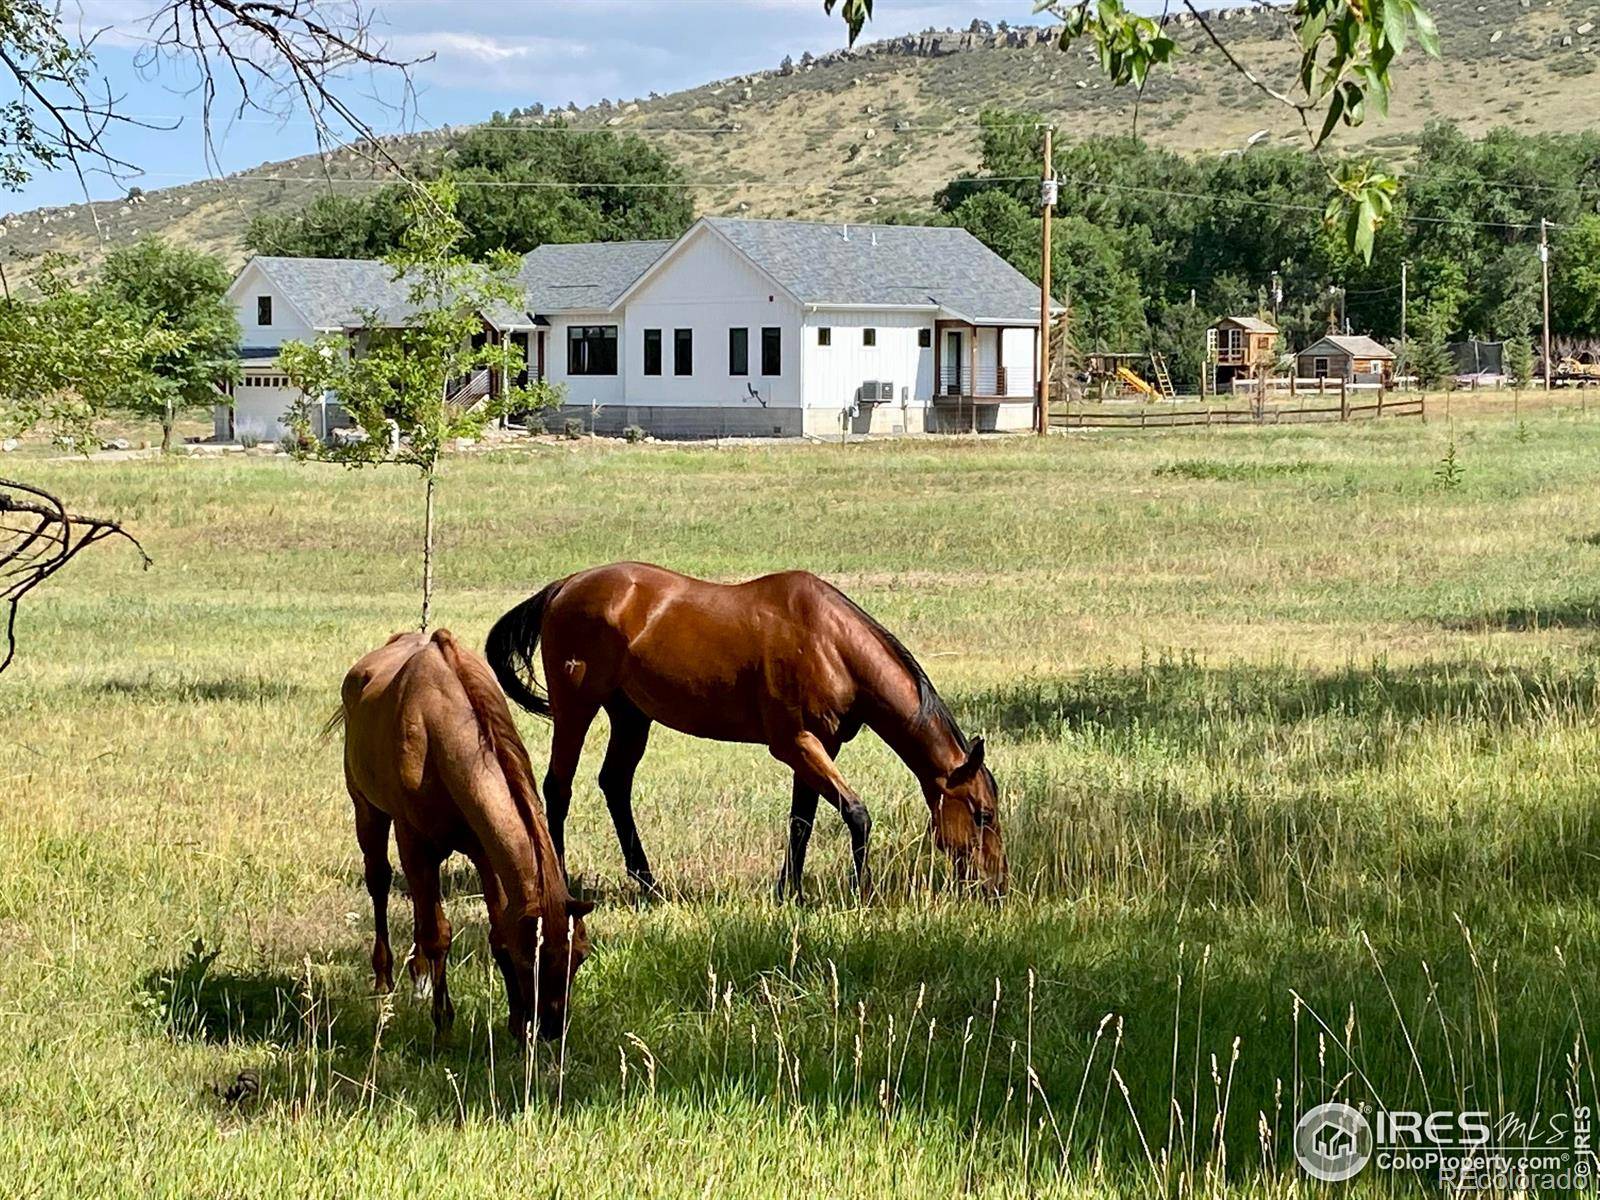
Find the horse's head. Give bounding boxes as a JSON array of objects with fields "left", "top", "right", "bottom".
[
  {"left": 515, "top": 897, "right": 595, "bottom": 1042},
  {"left": 930, "top": 737, "right": 1008, "bottom": 898}
]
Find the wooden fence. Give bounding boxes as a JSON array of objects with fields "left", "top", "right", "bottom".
[{"left": 1054, "top": 388, "right": 1426, "bottom": 431}]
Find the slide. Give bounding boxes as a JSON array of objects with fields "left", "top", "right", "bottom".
[{"left": 1116, "top": 366, "right": 1157, "bottom": 396}]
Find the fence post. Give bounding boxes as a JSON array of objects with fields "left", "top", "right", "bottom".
[
  {"left": 1377, "top": 387, "right": 1384, "bottom": 420},
  {"left": 1340, "top": 379, "right": 1349, "bottom": 421}
]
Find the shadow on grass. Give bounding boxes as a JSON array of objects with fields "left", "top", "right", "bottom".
[
  {"left": 96, "top": 673, "right": 302, "bottom": 703},
  {"left": 137, "top": 891, "right": 1600, "bottom": 1187},
  {"left": 949, "top": 654, "right": 1600, "bottom": 742},
  {"left": 1439, "top": 599, "right": 1600, "bottom": 632}
]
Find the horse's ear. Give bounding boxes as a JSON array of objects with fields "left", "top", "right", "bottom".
[
  {"left": 948, "top": 737, "right": 985, "bottom": 786},
  {"left": 567, "top": 897, "right": 595, "bottom": 919}
]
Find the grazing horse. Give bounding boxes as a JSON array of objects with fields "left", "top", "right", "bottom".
[
  {"left": 485, "top": 562, "right": 1006, "bottom": 900},
  {"left": 338, "top": 629, "right": 593, "bottom": 1042}
]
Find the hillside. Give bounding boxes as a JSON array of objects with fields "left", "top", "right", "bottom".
[{"left": 2, "top": 0, "right": 1598, "bottom": 280}]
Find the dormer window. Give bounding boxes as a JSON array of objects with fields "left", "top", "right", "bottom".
[{"left": 257, "top": 296, "right": 272, "bottom": 326}]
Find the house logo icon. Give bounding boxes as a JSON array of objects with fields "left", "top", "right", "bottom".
[{"left": 1294, "top": 1102, "right": 1373, "bottom": 1182}]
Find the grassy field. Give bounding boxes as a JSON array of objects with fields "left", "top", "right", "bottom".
[{"left": 4, "top": 400, "right": 1600, "bottom": 1196}]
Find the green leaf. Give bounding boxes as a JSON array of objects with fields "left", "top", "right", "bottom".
[
  {"left": 1316, "top": 87, "right": 1346, "bottom": 147},
  {"left": 1412, "top": 2, "right": 1441, "bottom": 56},
  {"left": 1380, "top": 0, "right": 1409, "bottom": 55}
]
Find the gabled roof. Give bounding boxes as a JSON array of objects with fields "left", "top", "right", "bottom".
[
  {"left": 246, "top": 257, "right": 413, "bottom": 331},
  {"left": 1216, "top": 315, "right": 1277, "bottom": 334},
  {"left": 239, "top": 255, "right": 538, "bottom": 332},
  {"left": 612, "top": 217, "right": 1053, "bottom": 323},
  {"left": 1301, "top": 334, "right": 1395, "bottom": 360},
  {"left": 699, "top": 217, "right": 1051, "bottom": 323},
  {"left": 518, "top": 240, "right": 674, "bottom": 312}
]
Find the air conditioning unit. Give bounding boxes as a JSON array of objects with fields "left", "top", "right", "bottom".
[
  {"left": 878, "top": 381, "right": 894, "bottom": 401},
  {"left": 860, "top": 380, "right": 880, "bottom": 403}
]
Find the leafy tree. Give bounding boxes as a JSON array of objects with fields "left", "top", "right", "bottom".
[
  {"left": 1553, "top": 215, "right": 1600, "bottom": 337},
  {"left": 827, "top": 0, "right": 1444, "bottom": 260},
  {"left": 248, "top": 118, "right": 693, "bottom": 261},
  {"left": 1152, "top": 301, "right": 1213, "bottom": 393},
  {"left": 97, "top": 239, "right": 240, "bottom": 451},
  {"left": 279, "top": 180, "right": 563, "bottom": 629},
  {"left": 0, "top": 258, "right": 181, "bottom": 447},
  {"left": 245, "top": 189, "right": 413, "bottom": 259}
]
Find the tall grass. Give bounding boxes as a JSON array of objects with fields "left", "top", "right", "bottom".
[{"left": 2, "top": 404, "right": 1598, "bottom": 1195}]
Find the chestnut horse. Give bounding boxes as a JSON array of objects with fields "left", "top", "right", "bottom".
[
  {"left": 338, "top": 629, "right": 593, "bottom": 1041},
  {"left": 485, "top": 562, "right": 1006, "bottom": 900}
]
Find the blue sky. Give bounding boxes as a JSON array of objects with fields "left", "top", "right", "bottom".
[{"left": 4, "top": 0, "right": 1055, "bottom": 216}]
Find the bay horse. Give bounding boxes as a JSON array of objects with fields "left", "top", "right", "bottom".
[
  {"left": 485, "top": 562, "right": 1006, "bottom": 900},
  {"left": 338, "top": 628, "right": 593, "bottom": 1042}
]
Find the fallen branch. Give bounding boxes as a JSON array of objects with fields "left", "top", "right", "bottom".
[{"left": 1, "top": 478, "right": 151, "bottom": 675}]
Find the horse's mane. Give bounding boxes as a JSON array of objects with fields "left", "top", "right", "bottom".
[
  {"left": 431, "top": 629, "right": 571, "bottom": 907},
  {"left": 827, "top": 584, "right": 970, "bottom": 753}
]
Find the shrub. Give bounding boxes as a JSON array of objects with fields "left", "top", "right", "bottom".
[{"left": 623, "top": 424, "right": 647, "bottom": 443}]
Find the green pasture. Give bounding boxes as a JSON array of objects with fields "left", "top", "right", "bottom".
[{"left": 3, "top": 402, "right": 1599, "bottom": 1196}]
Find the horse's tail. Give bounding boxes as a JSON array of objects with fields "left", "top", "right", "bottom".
[
  {"left": 431, "top": 629, "right": 567, "bottom": 900},
  {"left": 485, "top": 577, "right": 566, "bottom": 718}
]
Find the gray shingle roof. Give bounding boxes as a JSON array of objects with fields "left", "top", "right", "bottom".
[
  {"left": 700, "top": 218, "right": 1049, "bottom": 323},
  {"left": 518, "top": 240, "right": 674, "bottom": 312},
  {"left": 1218, "top": 315, "right": 1278, "bottom": 334},
  {"left": 1301, "top": 334, "right": 1395, "bottom": 359},
  {"left": 252, "top": 257, "right": 415, "bottom": 330}
]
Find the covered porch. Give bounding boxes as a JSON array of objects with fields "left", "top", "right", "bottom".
[{"left": 930, "top": 318, "right": 1038, "bottom": 432}]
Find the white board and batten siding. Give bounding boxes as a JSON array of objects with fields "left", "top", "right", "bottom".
[
  {"left": 220, "top": 260, "right": 314, "bottom": 442},
  {"left": 542, "top": 312, "right": 629, "bottom": 409},
  {"left": 623, "top": 230, "right": 802, "bottom": 411},
  {"left": 801, "top": 309, "right": 934, "bottom": 435}
]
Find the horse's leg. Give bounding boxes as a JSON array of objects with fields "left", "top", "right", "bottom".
[
  {"left": 772, "top": 732, "right": 872, "bottom": 901},
  {"left": 542, "top": 701, "right": 599, "bottom": 875},
  {"left": 599, "top": 697, "right": 657, "bottom": 893},
  {"left": 775, "top": 776, "right": 820, "bottom": 903},
  {"left": 468, "top": 847, "right": 526, "bottom": 1043},
  {"left": 395, "top": 824, "right": 454, "bottom": 1034},
  {"left": 351, "top": 793, "right": 394, "bottom": 993}
]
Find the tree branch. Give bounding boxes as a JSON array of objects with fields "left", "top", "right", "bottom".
[{"left": 0, "top": 479, "right": 151, "bottom": 675}]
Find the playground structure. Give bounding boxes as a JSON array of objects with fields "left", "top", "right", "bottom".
[
  {"left": 1206, "top": 317, "right": 1281, "bottom": 395},
  {"left": 1557, "top": 351, "right": 1600, "bottom": 385},
  {"left": 1082, "top": 351, "right": 1175, "bottom": 400}
]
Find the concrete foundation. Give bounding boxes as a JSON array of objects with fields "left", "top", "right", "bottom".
[{"left": 544, "top": 404, "right": 803, "bottom": 440}]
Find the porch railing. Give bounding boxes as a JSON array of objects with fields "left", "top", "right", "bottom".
[{"left": 938, "top": 365, "right": 1009, "bottom": 397}]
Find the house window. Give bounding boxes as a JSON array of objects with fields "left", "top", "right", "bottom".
[
  {"left": 728, "top": 327, "right": 748, "bottom": 376},
  {"left": 918, "top": 328, "right": 932, "bottom": 348},
  {"left": 643, "top": 328, "right": 662, "bottom": 376},
  {"left": 817, "top": 327, "right": 832, "bottom": 346},
  {"left": 674, "top": 328, "right": 693, "bottom": 376},
  {"left": 568, "top": 325, "right": 618, "bottom": 376},
  {"left": 863, "top": 328, "right": 877, "bottom": 347},
  {"left": 761, "top": 327, "right": 781, "bottom": 376},
  {"left": 1313, "top": 356, "right": 1330, "bottom": 379},
  {"left": 256, "top": 296, "right": 272, "bottom": 326}
]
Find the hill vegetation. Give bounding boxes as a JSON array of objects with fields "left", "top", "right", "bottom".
[{"left": 2, "top": 0, "right": 1598, "bottom": 280}]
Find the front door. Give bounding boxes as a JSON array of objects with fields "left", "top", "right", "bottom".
[{"left": 943, "top": 330, "right": 963, "bottom": 395}]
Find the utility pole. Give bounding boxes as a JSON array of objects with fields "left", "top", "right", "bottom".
[
  {"left": 1399, "top": 260, "right": 1408, "bottom": 390},
  {"left": 1038, "top": 126, "right": 1055, "bottom": 436},
  {"left": 1541, "top": 218, "right": 1552, "bottom": 392}
]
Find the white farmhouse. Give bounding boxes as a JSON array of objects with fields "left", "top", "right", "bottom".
[{"left": 220, "top": 216, "right": 1053, "bottom": 441}]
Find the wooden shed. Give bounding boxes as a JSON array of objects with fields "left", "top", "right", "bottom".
[{"left": 1297, "top": 335, "right": 1395, "bottom": 385}]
